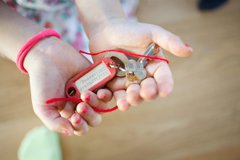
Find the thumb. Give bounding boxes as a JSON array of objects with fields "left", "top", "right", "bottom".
[{"left": 149, "top": 24, "right": 193, "bottom": 57}]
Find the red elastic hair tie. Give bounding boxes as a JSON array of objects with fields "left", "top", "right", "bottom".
[{"left": 16, "top": 29, "right": 61, "bottom": 74}]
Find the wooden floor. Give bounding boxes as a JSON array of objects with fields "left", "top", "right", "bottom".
[{"left": 0, "top": 0, "right": 240, "bottom": 160}]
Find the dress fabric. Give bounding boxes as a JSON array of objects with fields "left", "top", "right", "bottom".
[{"left": 4, "top": 0, "right": 138, "bottom": 51}]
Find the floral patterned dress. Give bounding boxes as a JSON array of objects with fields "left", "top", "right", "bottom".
[{"left": 3, "top": 0, "right": 138, "bottom": 51}]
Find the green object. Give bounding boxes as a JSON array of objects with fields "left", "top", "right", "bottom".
[{"left": 18, "top": 126, "right": 62, "bottom": 160}]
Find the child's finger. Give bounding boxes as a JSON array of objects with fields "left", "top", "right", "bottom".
[
  {"left": 76, "top": 102, "right": 102, "bottom": 127},
  {"left": 70, "top": 113, "right": 89, "bottom": 136},
  {"left": 150, "top": 25, "right": 193, "bottom": 57},
  {"left": 145, "top": 49, "right": 167, "bottom": 76},
  {"left": 126, "top": 84, "right": 142, "bottom": 106},
  {"left": 153, "top": 62, "right": 174, "bottom": 97},
  {"left": 34, "top": 105, "right": 74, "bottom": 136},
  {"left": 145, "top": 59, "right": 162, "bottom": 77},
  {"left": 146, "top": 51, "right": 174, "bottom": 97},
  {"left": 113, "top": 90, "right": 129, "bottom": 111},
  {"left": 96, "top": 89, "right": 112, "bottom": 102},
  {"left": 59, "top": 102, "right": 75, "bottom": 119},
  {"left": 140, "top": 77, "right": 158, "bottom": 100},
  {"left": 81, "top": 91, "right": 107, "bottom": 109},
  {"left": 107, "top": 77, "right": 126, "bottom": 91}
]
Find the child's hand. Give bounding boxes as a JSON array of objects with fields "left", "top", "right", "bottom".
[
  {"left": 24, "top": 37, "right": 112, "bottom": 136},
  {"left": 88, "top": 19, "right": 193, "bottom": 111}
]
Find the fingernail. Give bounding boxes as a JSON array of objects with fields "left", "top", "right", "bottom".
[
  {"left": 73, "top": 113, "right": 81, "bottom": 124},
  {"left": 75, "top": 118, "right": 81, "bottom": 124},
  {"left": 101, "top": 94, "right": 106, "bottom": 99},
  {"left": 85, "top": 95, "right": 91, "bottom": 101},
  {"left": 185, "top": 43, "right": 190, "bottom": 47},
  {"left": 185, "top": 43, "right": 193, "bottom": 51},
  {"left": 82, "top": 106, "right": 88, "bottom": 114}
]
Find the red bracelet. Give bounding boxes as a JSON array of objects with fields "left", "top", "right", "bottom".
[{"left": 16, "top": 29, "right": 61, "bottom": 74}]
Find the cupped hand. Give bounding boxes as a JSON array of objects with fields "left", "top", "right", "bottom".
[
  {"left": 88, "top": 19, "right": 193, "bottom": 111},
  {"left": 24, "top": 37, "right": 112, "bottom": 136}
]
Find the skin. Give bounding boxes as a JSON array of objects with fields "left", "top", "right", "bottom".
[
  {"left": 0, "top": 2, "right": 110, "bottom": 136},
  {"left": 82, "top": 19, "right": 193, "bottom": 111},
  {"left": 76, "top": 0, "right": 192, "bottom": 111},
  {"left": 0, "top": 0, "right": 192, "bottom": 136},
  {"left": 24, "top": 37, "right": 109, "bottom": 136}
]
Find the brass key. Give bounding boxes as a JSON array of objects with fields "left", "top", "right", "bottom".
[{"left": 125, "top": 43, "right": 159, "bottom": 83}]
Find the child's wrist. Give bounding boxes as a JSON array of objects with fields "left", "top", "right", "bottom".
[
  {"left": 24, "top": 36, "right": 90, "bottom": 75},
  {"left": 17, "top": 29, "right": 61, "bottom": 74},
  {"left": 24, "top": 37, "right": 61, "bottom": 74}
]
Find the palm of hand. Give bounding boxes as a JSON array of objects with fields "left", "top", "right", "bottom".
[
  {"left": 88, "top": 20, "right": 192, "bottom": 111},
  {"left": 89, "top": 20, "right": 153, "bottom": 54},
  {"left": 27, "top": 39, "right": 95, "bottom": 135}
]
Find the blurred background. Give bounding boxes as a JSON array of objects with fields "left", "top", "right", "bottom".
[{"left": 0, "top": 0, "right": 240, "bottom": 159}]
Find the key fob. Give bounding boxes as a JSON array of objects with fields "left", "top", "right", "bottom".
[{"left": 65, "top": 58, "right": 117, "bottom": 99}]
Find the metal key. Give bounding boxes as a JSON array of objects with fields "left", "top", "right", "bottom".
[
  {"left": 137, "top": 43, "right": 159, "bottom": 67},
  {"left": 104, "top": 52, "right": 129, "bottom": 77},
  {"left": 125, "top": 59, "right": 147, "bottom": 83},
  {"left": 125, "top": 43, "right": 159, "bottom": 83}
]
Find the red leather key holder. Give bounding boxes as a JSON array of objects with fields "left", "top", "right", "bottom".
[{"left": 65, "top": 57, "right": 117, "bottom": 99}]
